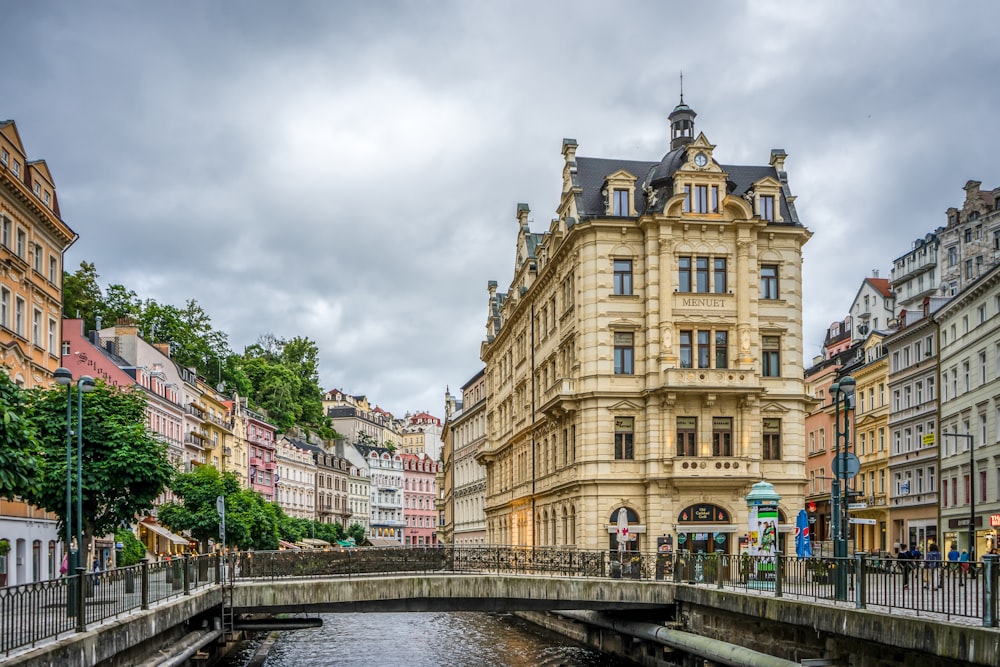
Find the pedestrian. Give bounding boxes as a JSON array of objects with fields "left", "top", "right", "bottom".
[
  {"left": 947, "top": 543, "right": 962, "bottom": 586},
  {"left": 911, "top": 543, "right": 924, "bottom": 587},
  {"left": 897, "top": 544, "right": 912, "bottom": 590},
  {"left": 59, "top": 553, "right": 68, "bottom": 577},
  {"left": 959, "top": 549, "right": 970, "bottom": 584},
  {"left": 91, "top": 559, "right": 102, "bottom": 593},
  {"left": 926, "top": 542, "right": 941, "bottom": 589}
]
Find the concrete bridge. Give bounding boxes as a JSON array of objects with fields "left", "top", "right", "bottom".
[{"left": 3, "top": 547, "right": 999, "bottom": 666}]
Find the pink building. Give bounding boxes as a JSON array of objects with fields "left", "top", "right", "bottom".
[{"left": 402, "top": 453, "right": 440, "bottom": 547}]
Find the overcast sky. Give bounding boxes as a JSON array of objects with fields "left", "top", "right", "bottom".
[{"left": 4, "top": 1, "right": 999, "bottom": 419}]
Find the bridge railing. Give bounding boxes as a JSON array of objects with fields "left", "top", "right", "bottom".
[
  {"left": 0, "top": 554, "right": 219, "bottom": 658},
  {"left": 672, "top": 550, "right": 1000, "bottom": 626}
]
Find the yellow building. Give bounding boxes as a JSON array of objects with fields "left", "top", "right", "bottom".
[
  {"left": 0, "top": 120, "right": 76, "bottom": 387},
  {"left": 847, "top": 332, "right": 891, "bottom": 552},
  {"left": 479, "top": 101, "right": 812, "bottom": 554},
  {"left": 196, "top": 377, "right": 235, "bottom": 473}
]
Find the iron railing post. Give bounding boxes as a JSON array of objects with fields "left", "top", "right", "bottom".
[
  {"left": 75, "top": 567, "right": 86, "bottom": 633},
  {"left": 855, "top": 552, "right": 866, "bottom": 609},
  {"left": 183, "top": 554, "right": 190, "bottom": 595},
  {"left": 983, "top": 554, "right": 999, "bottom": 628},
  {"left": 775, "top": 553, "right": 783, "bottom": 598},
  {"left": 717, "top": 554, "right": 725, "bottom": 589},
  {"left": 141, "top": 558, "right": 150, "bottom": 610}
]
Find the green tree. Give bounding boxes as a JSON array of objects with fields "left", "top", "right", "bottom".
[
  {"left": 158, "top": 466, "right": 240, "bottom": 552},
  {"left": 0, "top": 370, "right": 40, "bottom": 500},
  {"left": 346, "top": 523, "right": 366, "bottom": 544},
  {"left": 62, "top": 261, "right": 104, "bottom": 328},
  {"left": 26, "top": 381, "right": 174, "bottom": 555},
  {"left": 114, "top": 529, "right": 147, "bottom": 566},
  {"left": 225, "top": 488, "right": 281, "bottom": 550},
  {"left": 102, "top": 283, "right": 142, "bottom": 323}
]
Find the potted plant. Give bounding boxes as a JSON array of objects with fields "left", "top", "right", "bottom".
[
  {"left": 629, "top": 555, "right": 643, "bottom": 579},
  {"left": 808, "top": 558, "right": 832, "bottom": 584},
  {"left": 0, "top": 538, "right": 10, "bottom": 587}
]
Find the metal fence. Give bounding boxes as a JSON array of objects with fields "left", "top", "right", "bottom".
[
  {"left": 2, "top": 547, "right": 997, "bottom": 658},
  {"left": 0, "top": 554, "right": 219, "bottom": 657}
]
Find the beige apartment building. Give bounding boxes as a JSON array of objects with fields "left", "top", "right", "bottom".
[
  {"left": 440, "top": 371, "right": 488, "bottom": 546},
  {"left": 479, "top": 101, "right": 812, "bottom": 554}
]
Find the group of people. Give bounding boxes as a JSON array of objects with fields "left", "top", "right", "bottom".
[{"left": 895, "top": 542, "right": 979, "bottom": 590}]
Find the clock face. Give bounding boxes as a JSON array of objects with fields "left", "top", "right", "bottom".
[{"left": 694, "top": 152, "right": 708, "bottom": 167}]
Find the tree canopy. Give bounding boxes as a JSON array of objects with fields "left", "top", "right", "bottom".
[
  {"left": 0, "top": 370, "right": 40, "bottom": 500},
  {"left": 26, "top": 381, "right": 175, "bottom": 547}
]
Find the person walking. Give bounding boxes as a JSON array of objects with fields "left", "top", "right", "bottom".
[
  {"left": 898, "top": 544, "right": 912, "bottom": 590},
  {"left": 947, "top": 542, "right": 961, "bottom": 586},
  {"left": 926, "top": 542, "right": 942, "bottom": 589},
  {"left": 959, "top": 549, "right": 970, "bottom": 585}
]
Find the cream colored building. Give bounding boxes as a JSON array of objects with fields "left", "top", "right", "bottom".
[
  {"left": 479, "top": 101, "right": 812, "bottom": 554},
  {"left": 275, "top": 437, "right": 317, "bottom": 520},
  {"left": 937, "top": 263, "right": 1000, "bottom": 557},
  {"left": 440, "top": 372, "right": 489, "bottom": 545}
]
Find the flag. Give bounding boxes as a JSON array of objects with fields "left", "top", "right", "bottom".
[{"left": 795, "top": 509, "right": 812, "bottom": 558}]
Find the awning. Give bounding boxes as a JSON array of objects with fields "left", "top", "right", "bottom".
[
  {"left": 300, "top": 538, "right": 331, "bottom": 547},
  {"left": 365, "top": 538, "right": 403, "bottom": 547},
  {"left": 278, "top": 540, "right": 301, "bottom": 550},
  {"left": 140, "top": 522, "right": 189, "bottom": 545}
]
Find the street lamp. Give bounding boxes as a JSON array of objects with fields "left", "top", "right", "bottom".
[
  {"left": 942, "top": 431, "right": 976, "bottom": 560},
  {"left": 830, "top": 374, "right": 855, "bottom": 601},
  {"left": 53, "top": 368, "right": 94, "bottom": 613}
]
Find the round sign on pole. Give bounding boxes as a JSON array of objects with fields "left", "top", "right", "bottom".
[{"left": 833, "top": 453, "right": 861, "bottom": 479}]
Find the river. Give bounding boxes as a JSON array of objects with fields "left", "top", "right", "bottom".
[{"left": 220, "top": 612, "right": 639, "bottom": 667}]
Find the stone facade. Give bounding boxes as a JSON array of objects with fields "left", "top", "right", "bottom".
[{"left": 479, "top": 101, "right": 812, "bottom": 553}]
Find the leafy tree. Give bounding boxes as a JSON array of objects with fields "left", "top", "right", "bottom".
[
  {"left": 347, "top": 523, "right": 366, "bottom": 544},
  {"left": 226, "top": 488, "right": 281, "bottom": 550},
  {"left": 62, "top": 261, "right": 104, "bottom": 328},
  {"left": 158, "top": 466, "right": 240, "bottom": 552},
  {"left": 114, "top": 529, "right": 147, "bottom": 566},
  {"left": 102, "top": 284, "right": 142, "bottom": 323},
  {"left": 0, "top": 370, "right": 40, "bottom": 500},
  {"left": 26, "top": 381, "right": 174, "bottom": 556}
]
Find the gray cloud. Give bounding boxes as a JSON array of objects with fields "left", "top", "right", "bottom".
[{"left": 5, "top": 1, "right": 999, "bottom": 416}]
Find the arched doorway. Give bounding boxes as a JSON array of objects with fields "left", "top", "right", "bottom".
[
  {"left": 676, "top": 503, "right": 733, "bottom": 554},
  {"left": 607, "top": 508, "right": 642, "bottom": 553}
]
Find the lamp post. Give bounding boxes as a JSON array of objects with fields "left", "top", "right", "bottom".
[
  {"left": 76, "top": 375, "right": 95, "bottom": 571},
  {"left": 830, "top": 374, "right": 855, "bottom": 601},
  {"left": 53, "top": 368, "right": 94, "bottom": 615},
  {"left": 942, "top": 431, "right": 976, "bottom": 560}
]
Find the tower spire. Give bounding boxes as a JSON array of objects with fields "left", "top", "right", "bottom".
[{"left": 680, "top": 70, "right": 684, "bottom": 104}]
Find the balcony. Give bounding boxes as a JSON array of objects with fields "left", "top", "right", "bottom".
[
  {"left": 247, "top": 433, "right": 272, "bottom": 447},
  {"left": 184, "top": 404, "right": 206, "bottom": 420},
  {"left": 668, "top": 457, "right": 758, "bottom": 485},
  {"left": 661, "top": 368, "right": 758, "bottom": 391},
  {"left": 183, "top": 433, "right": 205, "bottom": 449},
  {"left": 249, "top": 456, "right": 264, "bottom": 468},
  {"left": 261, "top": 460, "right": 276, "bottom": 471}
]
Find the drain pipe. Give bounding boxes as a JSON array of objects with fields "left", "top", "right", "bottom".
[{"left": 557, "top": 610, "right": 800, "bottom": 667}]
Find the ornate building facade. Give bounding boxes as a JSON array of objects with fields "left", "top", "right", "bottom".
[{"left": 479, "top": 101, "right": 812, "bottom": 554}]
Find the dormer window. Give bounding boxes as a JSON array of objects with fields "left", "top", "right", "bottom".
[
  {"left": 759, "top": 195, "right": 775, "bottom": 221},
  {"left": 0, "top": 149, "right": 7, "bottom": 166},
  {"left": 613, "top": 189, "right": 629, "bottom": 216}
]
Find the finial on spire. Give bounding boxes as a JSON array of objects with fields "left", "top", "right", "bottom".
[{"left": 680, "top": 70, "right": 684, "bottom": 104}]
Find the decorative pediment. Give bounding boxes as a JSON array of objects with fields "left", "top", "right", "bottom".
[
  {"left": 759, "top": 402, "right": 790, "bottom": 415},
  {"left": 607, "top": 399, "right": 643, "bottom": 412}
]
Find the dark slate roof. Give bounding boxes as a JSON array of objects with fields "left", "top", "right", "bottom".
[{"left": 574, "top": 153, "right": 796, "bottom": 224}]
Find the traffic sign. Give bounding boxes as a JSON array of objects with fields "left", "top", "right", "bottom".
[
  {"left": 848, "top": 518, "right": 876, "bottom": 525},
  {"left": 847, "top": 503, "right": 868, "bottom": 511},
  {"left": 833, "top": 453, "right": 861, "bottom": 479}
]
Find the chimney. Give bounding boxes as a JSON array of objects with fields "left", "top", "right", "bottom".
[{"left": 154, "top": 342, "right": 171, "bottom": 358}]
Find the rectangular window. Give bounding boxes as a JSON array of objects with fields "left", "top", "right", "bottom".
[
  {"left": 676, "top": 416, "right": 696, "bottom": 457},
  {"left": 32, "top": 244, "right": 41, "bottom": 273},
  {"left": 1, "top": 217, "right": 8, "bottom": 247},
  {"left": 715, "top": 331, "right": 729, "bottom": 369},
  {"left": 16, "top": 229, "right": 25, "bottom": 258},
  {"left": 0, "top": 288, "right": 8, "bottom": 329},
  {"left": 712, "top": 417, "right": 732, "bottom": 456},
  {"left": 0, "top": 148, "right": 7, "bottom": 165},
  {"left": 15, "top": 298, "right": 24, "bottom": 336},
  {"left": 713, "top": 258, "right": 727, "bottom": 293},
  {"left": 614, "top": 416, "right": 634, "bottom": 460},
  {"left": 613, "top": 189, "right": 629, "bottom": 216},
  {"left": 48, "top": 255, "right": 57, "bottom": 283},
  {"left": 695, "top": 257, "right": 709, "bottom": 292},
  {"left": 613, "top": 259, "right": 633, "bottom": 295},
  {"left": 11, "top": 160, "right": 19, "bottom": 177},
  {"left": 32, "top": 309, "right": 41, "bottom": 346},
  {"left": 759, "top": 195, "right": 775, "bottom": 221},
  {"left": 762, "top": 336, "right": 781, "bottom": 377},
  {"left": 763, "top": 418, "right": 781, "bottom": 459},
  {"left": 614, "top": 332, "right": 634, "bottom": 375},
  {"left": 678, "top": 256, "right": 691, "bottom": 292},
  {"left": 683, "top": 185, "right": 691, "bottom": 213},
  {"left": 711, "top": 185, "right": 719, "bottom": 213},
  {"left": 760, "top": 265, "right": 779, "bottom": 299},
  {"left": 679, "top": 330, "right": 692, "bottom": 368},
  {"left": 695, "top": 185, "right": 709, "bottom": 213},
  {"left": 697, "top": 330, "right": 710, "bottom": 368}
]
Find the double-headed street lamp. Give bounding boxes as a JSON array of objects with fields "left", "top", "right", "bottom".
[
  {"left": 54, "top": 367, "right": 95, "bottom": 611},
  {"left": 942, "top": 431, "right": 976, "bottom": 560},
  {"left": 830, "top": 374, "right": 855, "bottom": 602}
]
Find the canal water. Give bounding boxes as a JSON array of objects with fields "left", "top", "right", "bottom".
[{"left": 221, "top": 612, "right": 639, "bottom": 667}]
